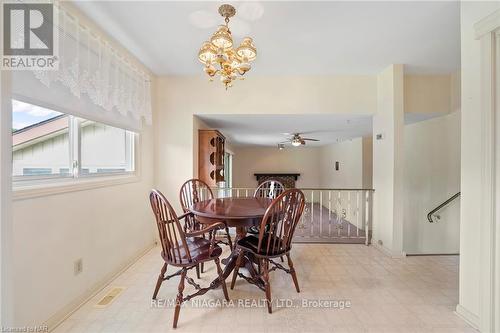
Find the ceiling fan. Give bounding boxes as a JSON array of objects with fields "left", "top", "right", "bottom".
[{"left": 279, "top": 133, "right": 320, "bottom": 147}]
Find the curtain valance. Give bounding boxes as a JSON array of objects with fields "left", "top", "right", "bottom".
[{"left": 12, "top": 4, "right": 152, "bottom": 131}]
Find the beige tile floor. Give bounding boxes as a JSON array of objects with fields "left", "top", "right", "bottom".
[{"left": 53, "top": 244, "right": 475, "bottom": 333}]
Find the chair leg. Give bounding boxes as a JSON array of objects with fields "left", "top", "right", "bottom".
[
  {"left": 200, "top": 262, "right": 204, "bottom": 273},
  {"left": 173, "top": 268, "right": 187, "bottom": 329},
  {"left": 225, "top": 224, "right": 233, "bottom": 250},
  {"left": 286, "top": 253, "right": 300, "bottom": 293},
  {"left": 230, "top": 250, "right": 244, "bottom": 290},
  {"left": 196, "top": 264, "right": 201, "bottom": 279},
  {"left": 152, "top": 263, "right": 167, "bottom": 299},
  {"left": 215, "top": 257, "right": 229, "bottom": 301},
  {"left": 261, "top": 259, "right": 272, "bottom": 314}
]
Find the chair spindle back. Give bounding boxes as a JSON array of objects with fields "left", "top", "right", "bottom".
[
  {"left": 150, "top": 189, "right": 191, "bottom": 264},
  {"left": 179, "top": 179, "right": 214, "bottom": 231},
  {"left": 254, "top": 180, "right": 285, "bottom": 200},
  {"left": 257, "top": 189, "right": 305, "bottom": 255}
]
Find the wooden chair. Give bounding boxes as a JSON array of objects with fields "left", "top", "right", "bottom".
[
  {"left": 230, "top": 189, "right": 305, "bottom": 313},
  {"left": 180, "top": 179, "right": 233, "bottom": 276},
  {"left": 248, "top": 180, "right": 285, "bottom": 235},
  {"left": 150, "top": 189, "right": 229, "bottom": 328},
  {"left": 254, "top": 179, "right": 285, "bottom": 199}
]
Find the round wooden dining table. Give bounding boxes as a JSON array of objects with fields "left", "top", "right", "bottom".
[{"left": 189, "top": 196, "right": 272, "bottom": 282}]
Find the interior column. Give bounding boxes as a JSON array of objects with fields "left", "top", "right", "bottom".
[{"left": 372, "top": 64, "right": 405, "bottom": 257}]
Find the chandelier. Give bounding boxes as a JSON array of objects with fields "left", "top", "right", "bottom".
[{"left": 198, "top": 4, "right": 257, "bottom": 89}]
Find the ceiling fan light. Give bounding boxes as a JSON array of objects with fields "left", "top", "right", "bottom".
[{"left": 291, "top": 139, "right": 302, "bottom": 147}]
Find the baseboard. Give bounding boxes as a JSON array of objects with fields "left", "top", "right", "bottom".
[
  {"left": 455, "top": 304, "right": 479, "bottom": 330},
  {"left": 406, "top": 253, "right": 459, "bottom": 256},
  {"left": 45, "top": 242, "right": 157, "bottom": 332},
  {"left": 372, "top": 242, "right": 406, "bottom": 258}
]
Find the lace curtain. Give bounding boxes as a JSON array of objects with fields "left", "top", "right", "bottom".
[{"left": 12, "top": 4, "right": 152, "bottom": 131}]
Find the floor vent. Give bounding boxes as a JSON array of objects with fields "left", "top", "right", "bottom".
[{"left": 95, "top": 287, "right": 124, "bottom": 308}]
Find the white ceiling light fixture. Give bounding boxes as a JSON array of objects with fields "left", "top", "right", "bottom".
[
  {"left": 282, "top": 133, "right": 320, "bottom": 147},
  {"left": 291, "top": 138, "right": 302, "bottom": 147}
]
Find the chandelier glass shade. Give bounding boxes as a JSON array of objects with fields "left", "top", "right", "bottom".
[{"left": 198, "top": 4, "right": 257, "bottom": 89}]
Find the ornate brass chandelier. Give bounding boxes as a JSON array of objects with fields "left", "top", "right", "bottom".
[{"left": 198, "top": 4, "right": 257, "bottom": 89}]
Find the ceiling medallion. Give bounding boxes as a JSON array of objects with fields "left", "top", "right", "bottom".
[{"left": 198, "top": 4, "right": 257, "bottom": 89}]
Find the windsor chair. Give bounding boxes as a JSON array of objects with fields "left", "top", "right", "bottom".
[
  {"left": 248, "top": 180, "right": 285, "bottom": 235},
  {"left": 180, "top": 179, "right": 233, "bottom": 276},
  {"left": 150, "top": 189, "right": 229, "bottom": 328},
  {"left": 230, "top": 189, "right": 305, "bottom": 313}
]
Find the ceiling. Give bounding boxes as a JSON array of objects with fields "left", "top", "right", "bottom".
[
  {"left": 72, "top": 1, "right": 460, "bottom": 76},
  {"left": 198, "top": 113, "right": 444, "bottom": 147}
]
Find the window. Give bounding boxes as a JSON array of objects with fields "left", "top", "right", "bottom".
[
  {"left": 12, "top": 100, "right": 136, "bottom": 184},
  {"left": 80, "top": 121, "right": 134, "bottom": 175}
]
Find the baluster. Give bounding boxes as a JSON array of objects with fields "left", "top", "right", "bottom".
[
  {"left": 356, "top": 191, "right": 360, "bottom": 237},
  {"left": 328, "top": 190, "right": 332, "bottom": 237},
  {"left": 319, "top": 190, "right": 323, "bottom": 238},
  {"left": 347, "top": 191, "right": 351, "bottom": 237},
  {"left": 310, "top": 190, "right": 314, "bottom": 237},
  {"left": 365, "top": 190, "right": 370, "bottom": 246},
  {"left": 337, "top": 191, "right": 341, "bottom": 237}
]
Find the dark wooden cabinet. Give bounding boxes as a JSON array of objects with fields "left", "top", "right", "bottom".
[{"left": 198, "top": 130, "right": 225, "bottom": 187}]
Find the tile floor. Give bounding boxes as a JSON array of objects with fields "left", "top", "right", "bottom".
[{"left": 53, "top": 244, "right": 475, "bottom": 333}]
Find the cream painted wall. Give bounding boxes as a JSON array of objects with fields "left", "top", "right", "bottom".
[
  {"left": 319, "top": 139, "right": 364, "bottom": 189},
  {"left": 405, "top": 75, "right": 451, "bottom": 114},
  {"left": 232, "top": 146, "right": 322, "bottom": 188},
  {"left": 231, "top": 138, "right": 371, "bottom": 190},
  {"left": 155, "top": 75, "right": 378, "bottom": 210},
  {"left": 362, "top": 137, "right": 373, "bottom": 188},
  {"left": 403, "top": 112, "right": 461, "bottom": 255},
  {"left": 459, "top": 1, "right": 500, "bottom": 327},
  {"left": 11, "top": 125, "right": 155, "bottom": 327},
  {"left": 155, "top": 73, "right": 452, "bottom": 234},
  {"left": 372, "top": 64, "right": 405, "bottom": 256},
  {"left": 405, "top": 73, "right": 460, "bottom": 115},
  {"left": 6, "top": 2, "right": 157, "bottom": 328}
]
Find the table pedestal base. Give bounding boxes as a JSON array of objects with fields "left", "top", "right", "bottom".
[{"left": 217, "top": 226, "right": 265, "bottom": 290}]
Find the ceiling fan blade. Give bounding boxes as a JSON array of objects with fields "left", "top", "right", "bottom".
[
  {"left": 278, "top": 141, "right": 289, "bottom": 144},
  {"left": 302, "top": 138, "right": 320, "bottom": 141}
]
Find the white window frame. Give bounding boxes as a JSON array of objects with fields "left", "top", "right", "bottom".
[{"left": 12, "top": 102, "right": 140, "bottom": 199}]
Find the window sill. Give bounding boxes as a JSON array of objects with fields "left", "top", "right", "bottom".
[{"left": 13, "top": 173, "right": 141, "bottom": 200}]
